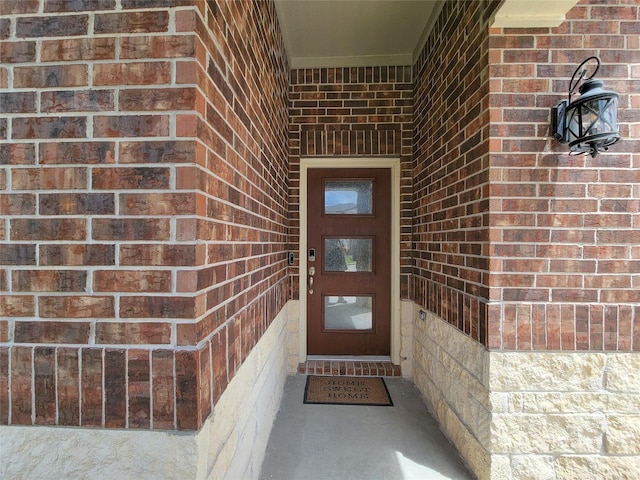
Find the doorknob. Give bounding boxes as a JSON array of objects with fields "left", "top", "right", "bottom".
[{"left": 308, "top": 266, "right": 315, "bottom": 294}]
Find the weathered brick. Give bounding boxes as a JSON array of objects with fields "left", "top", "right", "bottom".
[
  {"left": 122, "top": 0, "right": 194, "bottom": 7},
  {"left": 151, "top": 349, "right": 174, "bottom": 429},
  {"left": 14, "top": 64, "right": 89, "bottom": 88},
  {"left": 92, "top": 167, "right": 170, "bottom": 189},
  {"left": 39, "top": 296, "right": 114, "bottom": 318},
  {"left": 12, "top": 167, "right": 87, "bottom": 190},
  {"left": 211, "top": 328, "right": 227, "bottom": 404},
  {"left": 11, "top": 347, "right": 33, "bottom": 424},
  {"left": 0, "top": 321, "right": 7, "bottom": 342},
  {"left": 34, "top": 347, "right": 56, "bottom": 425},
  {"left": 0, "top": 194, "right": 36, "bottom": 215},
  {"left": 119, "top": 140, "right": 197, "bottom": 164},
  {"left": 198, "top": 345, "right": 211, "bottom": 421},
  {"left": 175, "top": 350, "right": 199, "bottom": 430},
  {"left": 175, "top": 60, "right": 198, "bottom": 84},
  {"left": 15, "top": 321, "right": 90, "bottom": 344},
  {"left": 94, "top": 270, "right": 171, "bottom": 292},
  {"left": 16, "top": 15, "right": 88, "bottom": 38},
  {"left": 40, "top": 193, "right": 114, "bottom": 215},
  {"left": 120, "top": 295, "right": 196, "bottom": 319},
  {"left": 93, "top": 62, "right": 170, "bottom": 86},
  {"left": 121, "top": 35, "right": 196, "bottom": 59},
  {"left": 119, "top": 244, "right": 202, "bottom": 266},
  {"left": 44, "top": 0, "right": 116, "bottom": 12},
  {"left": 11, "top": 219, "right": 86, "bottom": 241},
  {"left": 0, "top": 348, "right": 8, "bottom": 423},
  {"left": 12, "top": 117, "right": 87, "bottom": 139},
  {"left": 40, "top": 244, "right": 115, "bottom": 266},
  {"left": 12, "top": 270, "right": 87, "bottom": 292},
  {"left": 41, "top": 90, "right": 115, "bottom": 113},
  {"left": 119, "top": 88, "right": 196, "bottom": 111},
  {"left": 0, "top": 42, "right": 37, "bottom": 63},
  {"left": 39, "top": 142, "right": 115, "bottom": 164},
  {"left": 0, "top": 0, "right": 39, "bottom": 14},
  {"left": 0, "top": 295, "right": 35, "bottom": 316},
  {"left": 93, "top": 115, "right": 169, "bottom": 138},
  {"left": 175, "top": 9, "right": 196, "bottom": 32},
  {"left": 0, "top": 244, "right": 36, "bottom": 265},
  {"left": 0, "top": 92, "right": 37, "bottom": 113},
  {"left": 120, "top": 193, "right": 197, "bottom": 215},
  {"left": 41, "top": 37, "right": 116, "bottom": 62},
  {"left": 96, "top": 322, "right": 172, "bottom": 344},
  {"left": 0, "top": 144, "right": 36, "bottom": 165},
  {"left": 92, "top": 218, "right": 170, "bottom": 241},
  {"left": 81, "top": 348, "right": 103, "bottom": 427},
  {"left": 57, "top": 348, "right": 80, "bottom": 426},
  {"left": 104, "top": 349, "right": 126, "bottom": 428},
  {"left": 95, "top": 11, "right": 169, "bottom": 34},
  {"left": 127, "top": 349, "right": 150, "bottom": 429}
]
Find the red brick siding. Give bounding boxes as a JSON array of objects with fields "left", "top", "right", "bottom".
[
  {"left": 288, "top": 66, "right": 414, "bottom": 298},
  {"left": 412, "top": 0, "right": 498, "bottom": 345},
  {"left": 488, "top": 0, "right": 640, "bottom": 351},
  {"left": 0, "top": 0, "right": 289, "bottom": 430}
]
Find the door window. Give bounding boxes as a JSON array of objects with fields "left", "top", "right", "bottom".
[
  {"left": 323, "top": 238, "right": 373, "bottom": 272},
  {"left": 324, "top": 180, "right": 373, "bottom": 215},
  {"left": 324, "top": 296, "right": 373, "bottom": 331}
]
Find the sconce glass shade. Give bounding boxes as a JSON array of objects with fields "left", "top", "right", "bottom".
[
  {"left": 565, "top": 80, "right": 620, "bottom": 156},
  {"left": 551, "top": 57, "right": 621, "bottom": 157}
]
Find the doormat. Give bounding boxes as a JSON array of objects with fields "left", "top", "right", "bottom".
[{"left": 304, "top": 375, "right": 393, "bottom": 406}]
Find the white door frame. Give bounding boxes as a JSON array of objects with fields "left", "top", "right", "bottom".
[{"left": 299, "top": 157, "right": 401, "bottom": 364}]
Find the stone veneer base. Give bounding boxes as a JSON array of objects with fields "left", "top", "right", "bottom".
[
  {"left": 412, "top": 304, "right": 640, "bottom": 480},
  {"left": 0, "top": 302, "right": 291, "bottom": 480}
]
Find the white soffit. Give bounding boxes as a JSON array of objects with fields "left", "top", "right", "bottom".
[
  {"left": 275, "top": 0, "right": 442, "bottom": 68},
  {"left": 492, "top": 0, "right": 581, "bottom": 28}
]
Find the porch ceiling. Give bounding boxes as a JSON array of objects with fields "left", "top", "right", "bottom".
[
  {"left": 274, "top": 0, "right": 581, "bottom": 69},
  {"left": 274, "top": 0, "right": 443, "bottom": 68}
]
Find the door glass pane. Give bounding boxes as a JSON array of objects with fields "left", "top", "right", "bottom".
[
  {"left": 324, "top": 180, "right": 373, "bottom": 215},
  {"left": 324, "top": 296, "right": 373, "bottom": 330},
  {"left": 324, "top": 238, "right": 373, "bottom": 272}
]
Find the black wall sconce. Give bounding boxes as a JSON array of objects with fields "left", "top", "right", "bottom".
[{"left": 551, "top": 56, "right": 621, "bottom": 157}]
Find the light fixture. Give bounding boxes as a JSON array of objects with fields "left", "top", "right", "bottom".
[{"left": 551, "top": 56, "right": 621, "bottom": 157}]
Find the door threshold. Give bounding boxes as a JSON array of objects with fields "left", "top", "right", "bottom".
[
  {"left": 307, "top": 355, "right": 391, "bottom": 362},
  {"left": 300, "top": 356, "right": 401, "bottom": 377}
]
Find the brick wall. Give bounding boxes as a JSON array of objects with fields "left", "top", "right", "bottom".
[
  {"left": 412, "top": 0, "right": 498, "bottom": 345},
  {"left": 412, "top": 0, "right": 639, "bottom": 352},
  {"left": 487, "top": 0, "right": 640, "bottom": 351},
  {"left": 288, "top": 66, "right": 414, "bottom": 297},
  {"left": 0, "top": 0, "right": 289, "bottom": 430}
]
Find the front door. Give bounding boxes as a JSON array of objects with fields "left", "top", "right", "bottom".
[{"left": 307, "top": 168, "right": 391, "bottom": 355}]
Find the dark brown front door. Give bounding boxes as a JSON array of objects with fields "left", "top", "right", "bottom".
[{"left": 307, "top": 168, "right": 391, "bottom": 355}]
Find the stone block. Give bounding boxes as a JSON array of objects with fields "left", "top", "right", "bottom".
[
  {"left": 490, "top": 352, "right": 606, "bottom": 392},
  {"left": 490, "top": 455, "right": 511, "bottom": 480},
  {"left": 605, "top": 415, "right": 640, "bottom": 454},
  {"left": 556, "top": 455, "right": 640, "bottom": 480},
  {"left": 491, "top": 414, "right": 604, "bottom": 454},
  {"left": 605, "top": 353, "right": 640, "bottom": 393},
  {"left": 511, "top": 455, "right": 556, "bottom": 480},
  {"left": 522, "top": 391, "right": 640, "bottom": 414}
]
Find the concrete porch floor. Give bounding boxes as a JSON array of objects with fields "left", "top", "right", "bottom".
[{"left": 259, "top": 375, "right": 474, "bottom": 480}]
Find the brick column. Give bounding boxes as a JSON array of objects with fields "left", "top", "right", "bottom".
[
  {"left": 487, "top": 0, "right": 640, "bottom": 352},
  {"left": 0, "top": 0, "right": 289, "bottom": 432}
]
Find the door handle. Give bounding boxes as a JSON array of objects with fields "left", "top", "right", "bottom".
[{"left": 308, "top": 266, "right": 315, "bottom": 294}]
